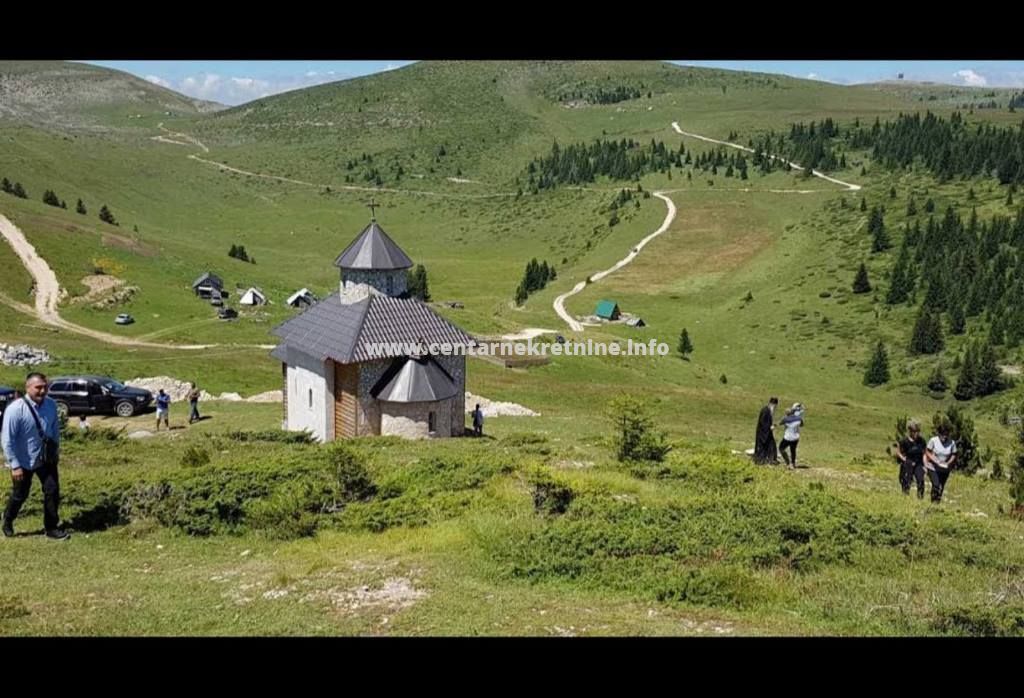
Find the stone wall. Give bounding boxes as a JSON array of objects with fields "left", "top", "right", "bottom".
[
  {"left": 341, "top": 269, "right": 407, "bottom": 298},
  {"left": 380, "top": 398, "right": 454, "bottom": 439},
  {"left": 354, "top": 355, "right": 466, "bottom": 438}
]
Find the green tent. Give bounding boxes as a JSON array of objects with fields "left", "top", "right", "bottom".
[{"left": 595, "top": 300, "right": 620, "bottom": 320}]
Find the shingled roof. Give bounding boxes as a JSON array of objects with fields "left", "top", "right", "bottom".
[
  {"left": 271, "top": 293, "right": 473, "bottom": 364},
  {"left": 192, "top": 272, "right": 223, "bottom": 289},
  {"left": 333, "top": 221, "right": 414, "bottom": 271}
]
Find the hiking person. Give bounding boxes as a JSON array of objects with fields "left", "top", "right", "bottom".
[
  {"left": 472, "top": 403, "right": 484, "bottom": 437},
  {"left": 895, "top": 419, "right": 927, "bottom": 499},
  {"left": 187, "top": 383, "right": 201, "bottom": 424},
  {"left": 1, "top": 372, "right": 69, "bottom": 540},
  {"left": 753, "top": 397, "right": 779, "bottom": 464},
  {"left": 155, "top": 389, "right": 171, "bottom": 431},
  {"left": 925, "top": 422, "right": 957, "bottom": 503},
  {"left": 778, "top": 402, "right": 804, "bottom": 468}
]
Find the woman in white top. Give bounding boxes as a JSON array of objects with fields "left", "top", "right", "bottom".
[
  {"left": 778, "top": 403, "right": 804, "bottom": 469},
  {"left": 924, "top": 422, "right": 957, "bottom": 503}
]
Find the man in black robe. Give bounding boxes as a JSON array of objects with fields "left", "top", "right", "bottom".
[{"left": 754, "top": 397, "right": 779, "bottom": 464}]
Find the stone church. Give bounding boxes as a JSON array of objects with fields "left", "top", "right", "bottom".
[{"left": 271, "top": 216, "right": 472, "bottom": 441}]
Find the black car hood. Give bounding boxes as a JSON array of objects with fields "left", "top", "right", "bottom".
[{"left": 115, "top": 387, "right": 153, "bottom": 399}]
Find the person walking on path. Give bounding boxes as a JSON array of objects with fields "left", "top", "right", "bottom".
[
  {"left": 187, "top": 383, "right": 201, "bottom": 424},
  {"left": 155, "top": 389, "right": 171, "bottom": 431},
  {"left": 925, "top": 423, "right": 957, "bottom": 503},
  {"left": 895, "top": 419, "right": 927, "bottom": 498},
  {"left": 1, "top": 372, "right": 69, "bottom": 540}
]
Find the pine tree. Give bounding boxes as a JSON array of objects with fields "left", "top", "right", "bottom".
[
  {"left": 886, "top": 241, "right": 914, "bottom": 304},
  {"left": 526, "top": 259, "right": 539, "bottom": 292},
  {"left": 911, "top": 312, "right": 932, "bottom": 353},
  {"left": 860, "top": 166, "right": 867, "bottom": 177},
  {"left": 909, "top": 307, "right": 944, "bottom": 355},
  {"left": 890, "top": 186, "right": 897, "bottom": 199},
  {"left": 921, "top": 269, "right": 948, "bottom": 312},
  {"left": 678, "top": 328, "right": 693, "bottom": 358},
  {"left": 852, "top": 263, "right": 872, "bottom": 293},
  {"left": 0, "top": 178, "right": 11, "bottom": 194},
  {"left": 864, "top": 341, "right": 891, "bottom": 386},
  {"left": 407, "top": 264, "right": 431, "bottom": 301},
  {"left": 859, "top": 197, "right": 867, "bottom": 212},
  {"left": 98, "top": 205, "right": 118, "bottom": 226},
  {"left": 949, "top": 303, "right": 966, "bottom": 334},
  {"left": 12, "top": 182, "right": 27, "bottom": 199},
  {"left": 924, "top": 198, "right": 935, "bottom": 213},
  {"left": 989, "top": 317, "right": 1005, "bottom": 346},
  {"left": 907, "top": 198, "right": 917, "bottom": 216},
  {"left": 926, "top": 309, "right": 945, "bottom": 354},
  {"left": 975, "top": 342, "right": 1003, "bottom": 397},
  {"left": 954, "top": 343, "right": 979, "bottom": 400},
  {"left": 872, "top": 224, "right": 891, "bottom": 252},
  {"left": 42, "top": 189, "right": 60, "bottom": 207},
  {"left": 1008, "top": 189, "right": 1015, "bottom": 207},
  {"left": 870, "top": 206, "right": 891, "bottom": 252},
  {"left": 1010, "top": 416, "right": 1024, "bottom": 513},
  {"left": 927, "top": 364, "right": 949, "bottom": 393},
  {"left": 514, "top": 283, "right": 527, "bottom": 306}
]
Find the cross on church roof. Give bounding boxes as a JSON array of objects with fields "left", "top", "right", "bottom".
[{"left": 367, "top": 198, "right": 379, "bottom": 221}]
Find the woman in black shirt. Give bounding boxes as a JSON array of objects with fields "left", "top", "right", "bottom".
[{"left": 895, "top": 419, "right": 926, "bottom": 499}]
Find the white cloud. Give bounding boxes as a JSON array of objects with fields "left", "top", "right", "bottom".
[
  {"left": 154, "top": 71, "right": 354, "bottom": 105},
  {"left": 806, "top": 72, "right": 819, "bottom": 80},
  {"left": 144, "top": 74, "right": 172, "bottom": 89},
  {"left": 954, "top": 69, "right": 988, "bottom": 87}
]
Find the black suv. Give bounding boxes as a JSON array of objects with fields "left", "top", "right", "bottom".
[
  {"left": 0, "top": 385, "right": 17, "bottom": 427},
  {"left": 48, "top": 376, "right": 153, "bottom": 418}
]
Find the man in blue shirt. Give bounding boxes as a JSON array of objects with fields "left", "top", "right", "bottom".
[
  {"left": 472, "top": 404, "right": 484, "bottom": 437},
  {"left": 155, "top": 389, "right": 171, "bottom": 431},
  {"left": 1, "top": 372, "right": 69, "bottom": 540}
]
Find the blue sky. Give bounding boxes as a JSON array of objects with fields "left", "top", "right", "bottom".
[{"left": 85, "top": 60, "right": 1024, "bottom": 106}]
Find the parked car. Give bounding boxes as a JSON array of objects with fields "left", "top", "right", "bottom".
[
  {"left": 0, "top": 385, "right": 17, "bottom": 427},
  {"left": 48, "top": 376, "right": 153, "bottom": 418},
  {"left": 217, "top": 307, "right": 238, "bottom": 320},
  {"left": 115, "top": 313, "right": 134, "bottom": 325}
]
